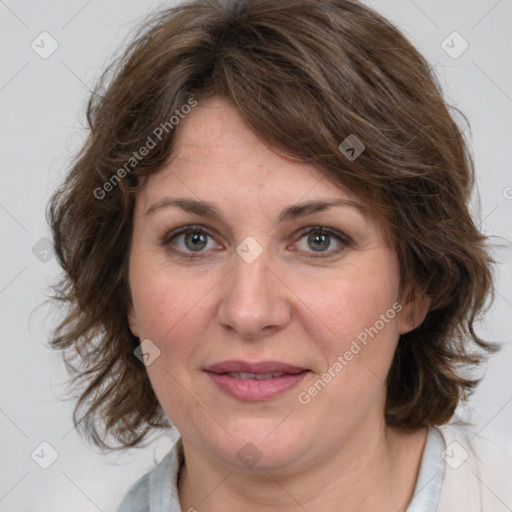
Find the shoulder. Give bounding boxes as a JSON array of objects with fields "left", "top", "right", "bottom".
[
  {"left": 116, "top": 437, "right": 184, "bottom": 512},
  {"left": 116, "top": 471, "right": 151, "bottom": 512},
  {"left": 437, "top": 422, "right": 512, "bottom": 469},
  {"left": 435, "top": 422, "right": 512, "bottom": 512}
]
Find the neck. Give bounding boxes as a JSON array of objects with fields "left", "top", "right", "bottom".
[{"left": 177, "top": 423, "right": 428, "bottom": 512}]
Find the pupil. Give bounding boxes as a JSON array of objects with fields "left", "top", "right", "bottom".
[
  {"left": 309, "top": 233, "right": 330, "bottom": 251},
  {"left": 185, "top": 232, "right": 207, "bottom": 251}
]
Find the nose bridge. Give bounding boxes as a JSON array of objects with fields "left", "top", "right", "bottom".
[
  {"left": 217, "top": 244, "right": 289, "bottom": 337},
  {"left": 232, "top": 248, "right": 270, "bottom": 300}
]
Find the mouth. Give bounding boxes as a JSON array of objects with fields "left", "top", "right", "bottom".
[{"left": 203, "top": 360, "right": 310, "bottom": 401}]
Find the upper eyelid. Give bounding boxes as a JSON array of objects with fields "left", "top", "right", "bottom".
[
  {"left": 162, "top": 225, "right": 216, "bottom": 244},
  {"left": 165, "top": 224, "right": 345, "bottom": 239}
]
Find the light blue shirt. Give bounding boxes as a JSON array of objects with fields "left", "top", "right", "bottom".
[{"left": 117, "top": 427, "right": 445, "bottom": 512}]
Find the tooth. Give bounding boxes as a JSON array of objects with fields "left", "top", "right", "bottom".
[
  {"left": 254, "top": 373, "right": 274, "bottom": 380},
  {"left": 238, "top": 372, "right": 256, "bottom": 380},
  {"left": 225, "top": 372, "right": 287, "bottom": 380}
]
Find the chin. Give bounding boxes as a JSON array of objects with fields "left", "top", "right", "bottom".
[{"left": 212, "top": 417, "right": 310, "bottom": 471}]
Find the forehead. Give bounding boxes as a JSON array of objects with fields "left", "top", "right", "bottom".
[{"left": 140, "top": 97, "right": 364, "bottom": 211}]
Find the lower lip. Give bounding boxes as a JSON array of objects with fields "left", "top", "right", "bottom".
[{"left": 205, "top": 371, "right": 310, "bottom": 401}]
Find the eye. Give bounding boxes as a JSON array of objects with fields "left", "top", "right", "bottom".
[
  {"left": 294, "top": 226, "right": 350, "bottom": 257},
  {"left": 163, "top": 226, "right": 222, "bottom": 257},
  {"left": 162, "top": 225, "right": 350, "bottom": 259}
]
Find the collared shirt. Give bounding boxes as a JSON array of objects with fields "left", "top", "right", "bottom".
[{"left": 117, "top": 424, "right": 512, "bottom": 511}]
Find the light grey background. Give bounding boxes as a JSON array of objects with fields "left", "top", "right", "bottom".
[{"left": 1, "top": 1, "right": 511, "bottom": 510}]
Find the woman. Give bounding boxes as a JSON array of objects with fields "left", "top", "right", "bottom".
[{"left": 48, "top": 0, "right": 512, "bottom": 510}]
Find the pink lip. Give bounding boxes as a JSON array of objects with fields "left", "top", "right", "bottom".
[{"left": 203, "top": 360, "right": 310, "bottom": 401}]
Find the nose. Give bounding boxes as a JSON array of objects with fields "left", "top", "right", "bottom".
[{"left": 216, "top": 249, "right": 291, "bottom": 339}]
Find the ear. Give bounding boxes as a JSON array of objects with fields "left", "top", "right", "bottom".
[
  {"left": 398, "top": 286, "right": 431, "bottom": 335},
  {"left": 127, "top": 302, "right": 140, "bottom": 338}
]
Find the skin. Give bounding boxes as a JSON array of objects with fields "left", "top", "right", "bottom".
[{"left": 127, "top": 97, "right": 431, "bottom": 512}]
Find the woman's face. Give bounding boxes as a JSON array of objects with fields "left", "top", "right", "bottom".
[{"left": 127, "top": 97, "right": 425, "bottom": 472}]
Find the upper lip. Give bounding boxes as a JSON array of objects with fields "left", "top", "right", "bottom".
[{"left": 204, "top": 360, "right": 308, "bottom": 375}]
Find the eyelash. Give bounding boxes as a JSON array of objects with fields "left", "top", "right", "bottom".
[{"left": 162, "top": 224, "right": 351, "bottom": 260}]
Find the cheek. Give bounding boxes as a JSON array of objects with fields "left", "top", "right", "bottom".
[
  {"left": 132, "top": 274, "right": 201, "bottom": 339},
  {"left": 129, "top": 261, "right": 220, "bottom": 366},
  {"left": 294, "top": 266, "right": 402, "bottom": 407},
  {"left": 295, "top": 275, "right": 401, "bottom": 418},
  {"left": 129, "top": 267, "right": 217, "bottom": 425},
  {"left": 297, "top": 266, "right": 401, "bottom": 346}
]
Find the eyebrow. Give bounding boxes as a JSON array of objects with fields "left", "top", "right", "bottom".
[{"left": 145, "top": 197, "right": 367, "bottom": 223}]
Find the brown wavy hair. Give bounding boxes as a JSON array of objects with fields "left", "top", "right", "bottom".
[{"left": 48, "top": 0, "right": 498, "bottom": 449}]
